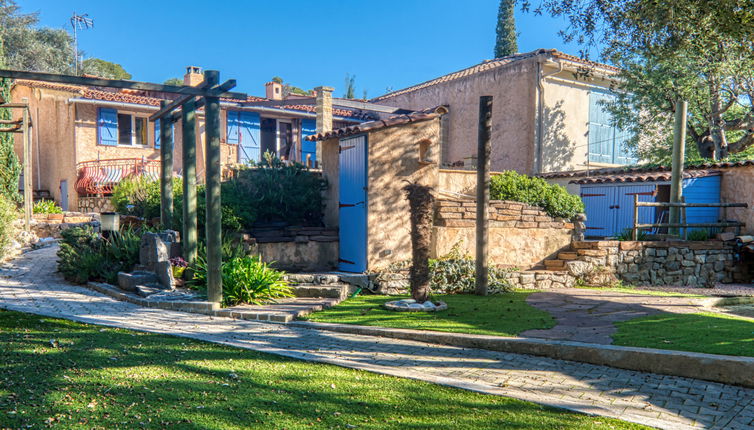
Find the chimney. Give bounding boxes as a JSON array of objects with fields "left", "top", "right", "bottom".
[
  {"left": 265, "top": 81, "right": 283, "bottom": 100},
  {"left": 314, "top": 86, "right": 334, "bottom": 134},
  {"left": 184, "top": 66, "right": 204, "bottom": 86}
]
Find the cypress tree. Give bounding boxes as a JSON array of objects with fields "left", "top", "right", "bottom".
[
  {"left": 0, "top": 36, "right": 22, "bottom": 203},
  {"left": 494, "top": 0, "right": 518, "bottom": 58}
]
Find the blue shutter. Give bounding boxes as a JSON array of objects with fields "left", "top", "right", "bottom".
[
  {"left": 301, "top": 118, "right": 317, "bottom": 164},
  {"left": 98, "top": 108, "right": 118, "bottom": 146},
  {"left": 154, "top": 119, "right": 161, "bottom": 149},
  {"left": 227, "top": 111, "right": 240, "bottom": 145},
  {"left": 588, "top": 91, "right": 614, "bottom": 163},
  {"left": 238, "top": 112, "right": 261, "bottom": 164}
]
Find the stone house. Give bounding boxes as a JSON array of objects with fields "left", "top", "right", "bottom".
[
  {"left": 10, "top": 67, "right": 376, "bottom": 212},
  {"left": 372, "top": 49, "right": 637, "bottom": 176}
]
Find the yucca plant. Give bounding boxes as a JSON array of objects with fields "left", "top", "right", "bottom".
[{"left": 221, "top": 256, "right": 293, "bottom": 306}]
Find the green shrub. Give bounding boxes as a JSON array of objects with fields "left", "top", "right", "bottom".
[
  {"left": 0, "top": 194, "right": 17, "bottom": 258},
  {"left": 489, "top": 170, "right": 584, "bottom": 219},
  {"left": 221, "top": 256, "right": 293, "bottom": 306},
  {"left": 616, "top": 228, "right": 648, "bottom": 241},
  {"left": 57, "top": 226, "right": 141, "bottom": 284},
  {"left": 430, "top": 246, "right": 514, "bottom": 294},
  {"left": 111, "top": 176, "right": 179, "bottom": 220},
  {"left": 186, "top": 237, "right": 249, "bottom": 291},
  {"left": 33, "top": 199, "right": 62, "bottom": 214},
  {"left": 687, "top": 229, "right": 710, "bottom": 241}
]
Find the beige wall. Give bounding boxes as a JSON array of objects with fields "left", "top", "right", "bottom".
[
  {"left": 540, "top": 66, "right": 623, "bottom": 173},
  {"left": 375, "top": 61, "right": 538, "bottom": 174},
  {"left": 720, "top": 166, "right": 754, "bottom": 235}
]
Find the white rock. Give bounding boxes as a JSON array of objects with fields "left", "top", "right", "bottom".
[
  {"left": 408, "top": 303, "right": 423, "bottom": 309},
  {"left": 422, "top": 301, "right": 436, "bottom": 309}
]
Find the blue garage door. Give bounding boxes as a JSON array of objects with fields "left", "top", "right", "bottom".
[
  {"left": 582, "top": 184, "right": 656, "bottom": 237},
  {"left": 338, "top": 135, "right": 368, "bottom": 272}
]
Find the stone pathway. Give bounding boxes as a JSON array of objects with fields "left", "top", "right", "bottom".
[
  {"left": 1, "top": 247, "right": 754, "bottom": 429},
  {"left": 521, "top": 289, "right": 715, "bottom": 344}
]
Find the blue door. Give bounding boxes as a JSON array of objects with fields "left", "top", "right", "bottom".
[
  {"left": 239, "top": 112, "right": 261, "bottom": 164},
  {"left": 338, "top": 135, "right": 368, "bottom": 272},
  {"left": 582, "top": 184, "right": 656, "bottom": 237},
  {"left": 683, "top": 175, "right": 721, "bottom": 234}
]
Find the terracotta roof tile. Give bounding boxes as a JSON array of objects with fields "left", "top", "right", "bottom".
[
  {"left": 271, "top": 103, "right": 376, "bottom": 120},
  {"left": 572, "top": 170, "right": 720, "bottom": 184},
  {"left": 371, "top": 49, "right": 618, "bottom": 102},
  {"left": 82, "top": 88, "right": 164, "bottom": 106},
  {"left": 540, "top": 160, "right": 754, "bottom": 181},
  {"left": 305, "top": 106, "right": 448, "bottom": 141}
]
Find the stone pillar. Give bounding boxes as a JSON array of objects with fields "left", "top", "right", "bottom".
[{"left": 314, "top": 86, "right": 334, "bottom": 166}]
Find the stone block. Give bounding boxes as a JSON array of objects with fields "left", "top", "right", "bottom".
[
  {"left": 117, "top": 271, "right": 159, "bottom": 292},
  {"left": 154, "top": 261, "right": 175, "bottom": 289}
]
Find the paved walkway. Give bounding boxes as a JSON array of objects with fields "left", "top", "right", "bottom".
[
  {"left": 522, "top": 289, "right": 715, "bottom": 344},
  {"left": 1, "top": 247, "right": 754, "bottom": 429}
]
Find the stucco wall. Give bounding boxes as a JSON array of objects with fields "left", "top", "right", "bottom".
[
  {"left": 375, "top": 61, "right": 538, "bottom": 173},
  {"left": 719, "top": 166, "right": 754, "bottom": 234},
  {"left": 367, "top": 119, "right": 442, "bottom": 270}
]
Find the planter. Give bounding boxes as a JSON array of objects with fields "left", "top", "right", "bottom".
[{"left": 46, "top": 213, "right": 64, "bottom": 221}]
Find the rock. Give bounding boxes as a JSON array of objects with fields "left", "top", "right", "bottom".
[
  {"left": 422, "top": 301, "right": 436, "bottom": 309},
  {"left": 408, "top": 303, "right": 424, "bottom": 309},
  {"left": 154, "top": 261, "right": 175, "bottom": 289}
]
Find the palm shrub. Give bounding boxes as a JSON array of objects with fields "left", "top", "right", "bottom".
[
  {"left": 490, "top": 170, "right": 584, "bottom": 219},
  {"left": 221, "top": 256, "right": 293, "bottom": 306}
]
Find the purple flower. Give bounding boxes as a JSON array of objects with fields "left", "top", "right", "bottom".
[{"left": 169, "top": 257, "right": 188, "bottom": 268}]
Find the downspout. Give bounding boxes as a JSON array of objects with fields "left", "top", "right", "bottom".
[{"left": 535, "top": 59, "right": 563, "bottom": 174}]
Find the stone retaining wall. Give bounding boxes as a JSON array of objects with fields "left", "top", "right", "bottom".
[
  {"left": 241, "top": 226, "right": 338, "bottom": 272},
  {"left": 433, "top": 199, "right": 584, "bottom": 269},
  {"left": 31, "top": 212, "right": 98, "bottom": 238},
  {"left": 565, "top": 240, "right": 749, "bottom": 287},
  {"left": 78, "top": 196, "right": 115, "bottom": 213}
]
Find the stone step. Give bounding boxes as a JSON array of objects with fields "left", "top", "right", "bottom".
[
  {"left": 558, "top": 252, "right": 579, "bottom": 261},
  {"left": 285, "top": 273, "right": 341, "bottom": 286},
  {"left": 220, "top": 297, "right": 344, "bottom": 322},
  {"left": 543, "top": 259, "right": 566, "bottom": 269},
  {"left": 292, "top": 283, "right": 353, "bottom": 299}
]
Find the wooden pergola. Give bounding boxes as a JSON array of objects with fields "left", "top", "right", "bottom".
[{"left": 0, "top": 69, "right": 246, "bottom": 304}]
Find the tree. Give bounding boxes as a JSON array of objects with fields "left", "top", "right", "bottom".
[
  {"left": 163, "top": 77, "right": 183, "bottom": 86},
  {"left": 0, "top": 35, "right": 22, "bottom": 203},
  {"left": 494, "top": 0, "right": 518, "bottom": 58},
  {"left": 343, "top": 74, "right": 356, "bottom": 99},
  {"left": 0, "top": 0, "right": 73, "bottom": 73},
  {"left": 528, "top": 0, "right": 754, "bottom": 161},
  {"left": 81, "top": 58, "right": 131, "bottom": 79},
  {"left": 403, "top": 183, "right": 434, "bottom": 303}
]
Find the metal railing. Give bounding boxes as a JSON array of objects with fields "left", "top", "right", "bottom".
[
  {"left": 631, "top": 194, "right": 747, "bottom": 240},
  {"left": 76, "top": 157, "right": 161, "bottom": 195}
]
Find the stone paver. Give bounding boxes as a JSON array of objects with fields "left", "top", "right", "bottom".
[
  {"left": 1, "top": 246, "right": 754, "bottom": 430},
  {"left": 522, "top": 289, "right": 716, "bottom": 344}
]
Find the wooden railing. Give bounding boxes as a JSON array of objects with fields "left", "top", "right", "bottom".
[
  {"left": 631, "top": 194, "right": 747, "bottom": 240},
  {"left": 76, "top": 158, "right": 161, "bottom": 195}
]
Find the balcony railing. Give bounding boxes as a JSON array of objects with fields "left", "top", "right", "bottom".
[{"left": 76, "top": 158, "right": 161, "bottom": 195}]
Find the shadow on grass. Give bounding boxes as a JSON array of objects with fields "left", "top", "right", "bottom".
[{"left": 0, "top": 310, "right": 643, "bottom": 429}]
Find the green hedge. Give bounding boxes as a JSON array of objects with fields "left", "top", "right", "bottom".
[{"left": 489, "top": 171, "right": 584, "bottom": 219}]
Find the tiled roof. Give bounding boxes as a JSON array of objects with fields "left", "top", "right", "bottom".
[
  {"left": 14, "top": 80, "right": 84, "bottom": 94},
  {"left": 572, "top": 170, "right": 720, "bottom": 185},
  {"left": 82, "top": 88, "right": 164, "bottom": 106},
  {"left": 540, "top": 160, "right": 754, "bottom": 181},
  {"left": 272, "top": 103, "right": 377, "bottom": 120},
  {"left": 371, "top": 49, "right": 619, "bottom": 102},
  {"left": 305, "top": 106, "right": 448, "bottom": 141}
]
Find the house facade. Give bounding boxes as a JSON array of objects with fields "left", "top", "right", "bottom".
[
  {"left": 11, "top": 67, "right": 375, "bottom": 212},
  {"left": 372, "top": 49, "right": 637, "bottom": 176}
]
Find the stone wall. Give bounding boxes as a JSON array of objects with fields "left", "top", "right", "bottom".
[
  {"left": 241, "top": 226, "right": 338, "bottom": 272},
  {"left": 78, "top": 196, "right": 115, "bottom": 213},
  {"left": 433, "top": 199, "right": 584, "bottom": 269},
  {"left": 30, "top": 212, "right": 98, "bottom": 238},
  {"left": 565, "top": 240, "right": 748, "bottom": 287}
]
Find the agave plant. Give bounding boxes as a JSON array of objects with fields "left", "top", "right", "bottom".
[{"left": 221, "top": 256, "right": 293, "bottom": 306}]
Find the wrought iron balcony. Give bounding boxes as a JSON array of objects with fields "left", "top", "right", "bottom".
[{"left": 76, "top": 157, "right": 160, "bottom": 195}]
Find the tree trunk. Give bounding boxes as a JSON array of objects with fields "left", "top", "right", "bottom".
[{"left": 403, "top": 183, "right": 434, "bottom": 304}]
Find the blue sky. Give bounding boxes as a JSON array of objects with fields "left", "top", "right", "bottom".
[{"left": 19, "top": 0, "right": 577, "bottom": 99}]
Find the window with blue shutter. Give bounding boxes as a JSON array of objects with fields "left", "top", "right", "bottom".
[
  {"left": 588, "top": 90, "right": 638, "bottom": 165},
  {"left": 227, "top": 111, "right": 240, "bottom": 145},
  {"left": 154, "top": 119, "right": 161, "bottom": 149},
  {"left": 300, "top": 118, "right": 317, "bottom": 164},
  {"left": 97, "top": 108, "right": 118, "bottom": 146}
]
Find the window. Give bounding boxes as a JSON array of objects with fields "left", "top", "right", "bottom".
[
  {"left": 588, "top": 90, "right": 637, "bottom": 165},
  {"left": 98, "top": 108, "right": 149, "bottom": 146}
]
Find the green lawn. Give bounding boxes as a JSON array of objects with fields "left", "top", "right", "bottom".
[
  {"left": 0, "top": 310, "right": 645, "bottom": 429},
  {"left": 613, "top": 312, "right": 754, "bottom": 356},
  {"left": 301, "top": 292, "right": 555, "bottom": 337}
]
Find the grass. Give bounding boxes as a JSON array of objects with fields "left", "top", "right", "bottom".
[
  {"left": 613, "top": 312, "right": 754, "bottom": 357},
  {"left": 301, "top": 292, "right": 555, "bottom": 337},
  {"left": 0, "top": 310, "right": 646, "bottom": 429}
]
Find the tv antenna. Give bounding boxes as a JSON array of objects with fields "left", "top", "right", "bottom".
[{"left": 70, "top": 12, "right": 94, "bottom": 75}]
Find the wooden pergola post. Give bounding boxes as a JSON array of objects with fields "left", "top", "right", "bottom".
[
  {"left": 669, "top": 99, "right": 688, "bottom": 236},
  {"left": 181, "top": 99, "right": 198, "bottom": 264},
  {"left": 21, "top": 100, "right": 31, "bottom": 231},
  {"left": 159, "top": 100, "right": 174, "bottom": 229},
  {"left": 203, "top": 70, "right": 223, "bottom": 304},
  {"left": 475, "top": 95, "right": 493, "bottom": 296}
]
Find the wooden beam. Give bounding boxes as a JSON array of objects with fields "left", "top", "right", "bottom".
[
  {"left": 181, "top": 98, "right": 198, "bottom": 265},
  {"left": 475, "top": 95, "right": 493, "bottom": 296},
  {"left": 0, "top": 127, "right": 22, "bottom": 133},
  {"left": 22, "top": 100, "right": 31, "bottom": 231},
  {"left": 0, "top": 69, "right": 246, "bottom": 99},
  {"left": 159, "top": 100, "right": 175, "bottom": 229},
  {"left": 0, "top": 103, "right": 29, "bottom": 108},
  {"left": 204, "top": 70, "right": 223, "bottom": 304},
  {"left": 149, "top": 81, "right": 234, "bottom": 121}
]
